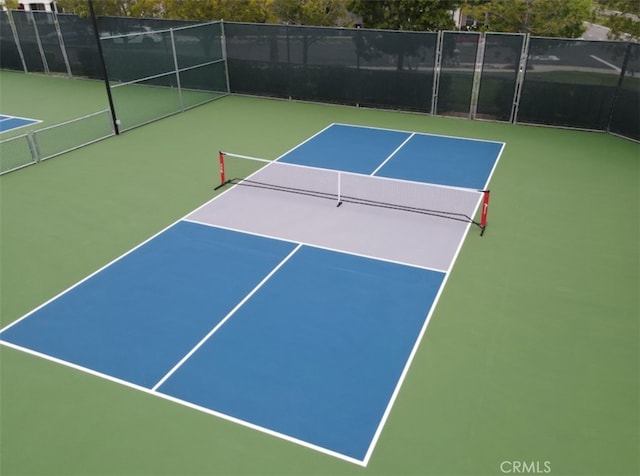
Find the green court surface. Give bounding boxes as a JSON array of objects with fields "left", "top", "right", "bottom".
[
  {"left": 0, "top": 71, "right": 110, "bottom": 138},
  {"left": 0, "top": 72, "right": 638, "bottom": 476}
]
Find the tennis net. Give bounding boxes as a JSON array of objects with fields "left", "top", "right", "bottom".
[{"left": 216, "top": 151, "right": 490, "bottom": 235}]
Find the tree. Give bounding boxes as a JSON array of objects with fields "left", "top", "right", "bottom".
[
  {"left": 595, "top": 0, "right": 640, "bottom": 40},
  {"left": 462, "top": 0, "right": 594, "bottom": 38},
  {"left": 347, "top": 0, "right": 460, "bottom": 72},
  {"left": 159, "top": 0, "right": 276, "bottom": 23},
  {"left": 272, "top": 0, "right": 352, "bottom": 26},
  {"left": 56, "top": 0, "right": 277, "bottom": 23},
  {"left": 269, "top": 0, "right": 352, "bottom": 66},
  {"left": 349, "top": 0, "right": 462, "bottom": 31},
  {"left": 56, "top": 0, "right": 133, "bottom": 17}
]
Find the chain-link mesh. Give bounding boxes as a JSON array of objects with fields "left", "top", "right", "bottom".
[
  {"left": 0, "top": 11, "right": 23, "bottom": 70},
  {"left": 10, "top": 11, "right": 45, "bottom": 72},
  {"left": 608, "top": 43, "right": 640, "bottom": 141},
  {"left": 476, "top": 33, "right": 523, "bottom": 121},
  {"left": 0, "top": 13, "right": 637, "bottom": 142},
  {"left": 0, "top": 134, "right": 36, "bottom": 175},
  {"left": 517, "top": 38, "right": 628, "bottom": 130},
  {"left": 436, "top": 32, "right": 479, "bottom": 117}
]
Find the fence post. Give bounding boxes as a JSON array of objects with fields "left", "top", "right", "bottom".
[
  {"left": 431, "top": 30, "right": 443, "bottom": 116},
  {"left": 88, "top": 0, "right": 120, "bottom": 135},
  {"left": 606, "top": 42, "right": 632, "bottom": 133},
  {"left": 469, "top": 32, "right": 486, "bottom": 119},
  {"left": 510, "top": 33, "right": 530, "bottom": 124},
  {"left": 28, "top": 131, "right": 42, "bottom": 163},
  {"left": 29, "top": 11, "right": 50, "bottom": 74},
  {"left": 51, "top": 10, "right": 73, "bottom": 77},
  {"left": 6, "top": 10, "right": 28, "bottom": 73},
  {"left": 220, "top": 21, "right": 231, "bottom": 95},
  {"left": 169, "top": 28, "right": 184, "bottom": 112}
]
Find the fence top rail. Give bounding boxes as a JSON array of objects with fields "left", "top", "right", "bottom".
[
  {"left": 98, "top": 19, "right": 222, "bottom": 40},
  {"left": 0, "top": 132, "right": 30, "bottom": 144},
  {"left": 5, "top": 9, "right": 636, "bottom": 45},
  {"left": 528, "top": 34, "right": 631, "bottom": 44},
  {"left": 32, "top": 109, "right": 110, "bottom": 133},
  {"left": 224, "top": 21, "right": 441, "bottom": 36}
]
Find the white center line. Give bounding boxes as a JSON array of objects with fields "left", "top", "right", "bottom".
[
  {"left": 151, "top": 243, "right": 303, "bottom": 391},
  {"left": 370, "top": 133, "right": 415, "bottom": 176}
]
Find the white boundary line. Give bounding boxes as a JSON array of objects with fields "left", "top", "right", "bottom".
[
  {"left": 0, "top": 113, "right": 41, "bottom": 122},
  {"left": 224, "top": 151, "right": 485, "bottom": 194},
  {"left": 0, "top": 340, "right": 364, "bottom": 466},
  {"left": 332, "top": 122, "right": 506, "bottom": 145},
  {"left": 361, "top": 193, "right": 481, "bottom": 465},
  {"left": 274, "top": 123, "right": 335, "bottom": 161},
  {"left": 0, "top": 115, "right": 42, "bottom": 134},
  {"left": 266, "top": 121, "right": 503, "bottom": 465},
  {"left": 0, "top": 220, "right": 195, "bottom": 334},
  {"left": 370, "top": 133, "right": 415, "bottom": 176},
  {"left": 184, "top": 218, "right": 447, "bottom": 274},
  {"left": 483, "top": 141, "right": 506, "bottom": 190},
  {"left": 152, "top": 243, "right": 303, "bottom": 391},
  {"left": 1, "top": 121, "right": 504, "bottom": 466}
]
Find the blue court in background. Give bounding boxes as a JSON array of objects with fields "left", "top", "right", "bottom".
[
  {"left": 279, "top": 123, "right": 503, "bottom": 190},
  {"left": 0, "top": 123, "right": 503, "bottom": 464},
  {"left": 278, "top": 124, "right": 411, "bottom": 174},
  {"left": 0, "top": 114, "right": 40, "bottom": 133}
]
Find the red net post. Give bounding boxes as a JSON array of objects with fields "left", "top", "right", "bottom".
[
  {"left": 480, "top": 190, "right": 490, "bottom": 235},
  {"left": 218, "top": 151, "right": 226, "bottom": 185}
]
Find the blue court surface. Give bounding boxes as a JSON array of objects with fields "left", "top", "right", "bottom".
[
  {"left": 0, "top": 124, "right": 504, "bottom": 465},
  {"left": 0, "top": 114, "right": 40, "bottom": 133}
]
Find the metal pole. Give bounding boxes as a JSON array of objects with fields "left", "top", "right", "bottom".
[
  {"left": 30, "top": 11, "right": 50, "bottom": 74},
  {"left": 219, "top": 21, "right": 231, "bottom": 94},
  {"left": 6, "top": 10, "right": 28, "bottom": 73},
  {"left": 431, "top": 30, "right": 443, "bottom": 116},
  {"left": 51, "top": 9, "right": 73, "bottom": 77},
  {"left": 606, "top": 42, "right": 631, "bottom": 133},
  {"left": 469, "top": 32, "right": 486, "bottom": 119},
  {"left": 88, "top": 0, "right": 119, "bottom": 135},
  {"left": 510, "top": 33, "right": 530, "bottom": 124},
  {"left": 169, "top": 28, "right": 184, "bottom": 112}
]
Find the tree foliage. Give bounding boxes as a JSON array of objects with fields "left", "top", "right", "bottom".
[
  {"left": 463, "top": 0, "right": 593, "bottom": 38},
  {"left": 56, "top": 0, "right": 133, "bottom": 17},
  {"left": 348, "top": 0, "right": 460, "bottom": 72},
  {"left": 2, "top": 0, "right": 20, "bottom": 9},
  {"left": 595, "top": 0, "right": 640, "bottom": 40},
  {"left": 56, "top": 0, "right": 351, "bottom": 25},
  {"left": 158, "top": 0, "right": 276, "bottom": 22},
  {"left": 349, "top": 0, "right": 461, "bottom": 31},
  {"left": 272, "top": 0, "right": 352, "bottom": 26},
  {"left": 56, "top": 0, "right": 276, "bottom": 22}
]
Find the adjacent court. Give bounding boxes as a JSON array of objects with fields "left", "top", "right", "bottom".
[
  {"left": 0, "top": 123, "right": 503, "bottom": 465},
  {"left": 0, "top": 114, "right": 40, "bottom": 133}
]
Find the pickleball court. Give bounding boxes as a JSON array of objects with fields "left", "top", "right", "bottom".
[{"left": 0, "top": 123, "right": 503, "bottom": 465}]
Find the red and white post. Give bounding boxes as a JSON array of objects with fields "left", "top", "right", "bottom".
[
  {"left": 214, "top": 151, "right": 227, "bottom": 190},
  {"left": 480, "top": 190, "right": 490, "bottom": 236},
  {"left": 219, "top": 151, "right": 226, "bottom": 184}
]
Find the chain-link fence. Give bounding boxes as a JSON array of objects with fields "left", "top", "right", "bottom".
[
  {"left": 224, "top": 22, "right": 638, "bottom": 140},
  {"left": 0, "top": 11, "right": 229, "bottom": 175},
  {"left": 1, "top": 11, "right": 637, "bottom": 175},
  {"left": 0, "top": 110, "right": 115, "bottom": 174},
  {"left": 100, "top": 21, "right": 228, "bottom": 131}
]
